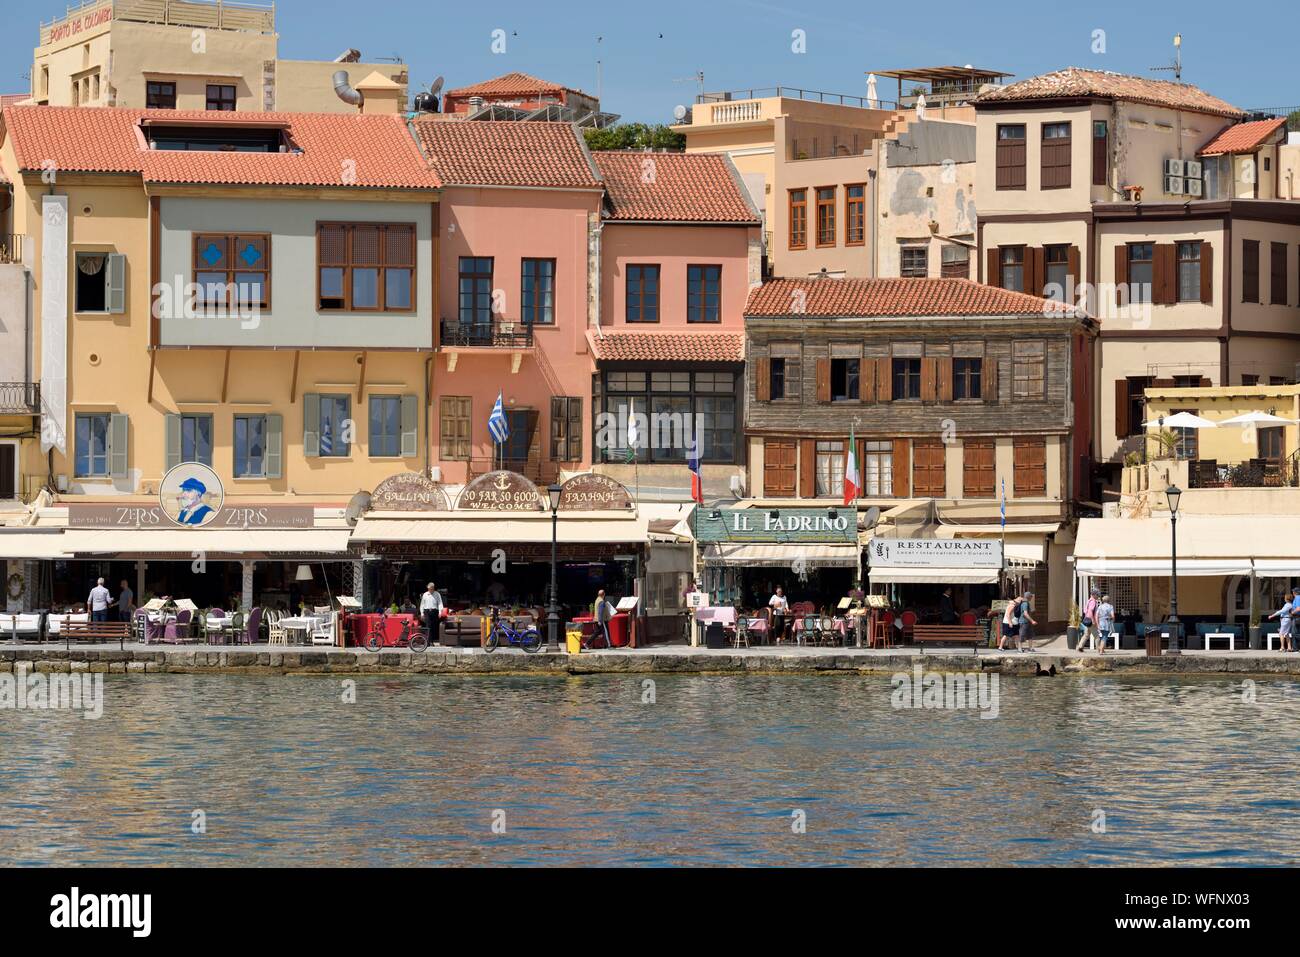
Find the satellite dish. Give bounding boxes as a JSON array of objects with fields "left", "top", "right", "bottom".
[
  {"left": 344, "top": 491, "right": 372, "bottom": 527},
  {"left": 673, "top": 104, "right": 687, "bottom": 121},
  {"left": 862, "top": 506, "right": 881, "bottom": 530},
  {"left": 429, "top": 75, "right": 445, "bottom": 96}
]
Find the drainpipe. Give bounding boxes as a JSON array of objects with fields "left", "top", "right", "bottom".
[
  {"left": 868, "top": 166, "right": 879, "bottom": 277},
  {"left": 423, "top": 355, "right": 433, "bottom": 476}
]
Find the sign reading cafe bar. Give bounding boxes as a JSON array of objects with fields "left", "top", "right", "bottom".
[{"left": 868, "top": 538, "right": 1003, "bottom": 569}]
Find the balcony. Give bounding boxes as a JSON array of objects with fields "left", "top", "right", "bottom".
[
  {"left": 0, "top": 234, "right": 24, "bottom": 265},
  {"left": 0, "top": 382, "right": 40, "bottom": 415},
  {"left": 439, "top": 319, "right": 534, "bottom": 349},
  {"left": 1188, "top": 456, "right": 1300, "bottom": 489}
]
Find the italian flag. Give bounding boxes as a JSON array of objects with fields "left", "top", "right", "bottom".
[{"left": 843, "top": 424, "right": 860, "bottom": 506}]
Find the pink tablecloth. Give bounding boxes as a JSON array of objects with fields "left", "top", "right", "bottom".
[{"left": 793, "top": 618, "right": 849, "bottom": 636}]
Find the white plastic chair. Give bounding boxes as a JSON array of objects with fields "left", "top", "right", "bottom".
[
  {"left": 310, "top": 615, "right": 336, "bottom": 646},
  {"left": 266, "top": 610, "right": 287, "bottom": 646}
]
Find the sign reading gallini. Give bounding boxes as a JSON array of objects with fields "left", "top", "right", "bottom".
[
  {"left": 370, "top": 472, "right": 451, "bottom": 511},
  {"left": 557, "top": 473, "right": 633, "bottom": 511},
  {"left": 456, "top": 470, "right": 545, "bottom": 511}
]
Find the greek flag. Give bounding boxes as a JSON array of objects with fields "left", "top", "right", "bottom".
[{"left": 488, "top": 391, "right": 509, "bottom": 445}]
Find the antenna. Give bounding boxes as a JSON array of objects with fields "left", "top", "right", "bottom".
[
  {"left": 1150, "top": 32, "right": 1183, "bottom": 83},
  {"left": 673, "top": 70, "right": 705, "bottom": 101}
]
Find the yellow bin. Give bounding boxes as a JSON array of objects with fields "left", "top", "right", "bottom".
[{"left": 565, "top": 631, "right": 582, "bottom": 654}]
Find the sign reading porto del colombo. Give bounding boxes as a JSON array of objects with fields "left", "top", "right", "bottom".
[
  {"left": 869, "top": 538, "right": 1003, "bottom": 569},
  {"left": 692, "top": 507, "right": 857, "bottom": 544}
]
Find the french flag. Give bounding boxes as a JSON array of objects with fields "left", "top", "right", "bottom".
[{"left": 688, "top": 438, "right": 704, "bottom": 506}]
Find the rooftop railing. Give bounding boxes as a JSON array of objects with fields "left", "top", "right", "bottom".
[
  {"left": 440, "top": 319, "right": 535, "bottom": 349},
  {"left": 41, "top": 0, "right": 275, "bottom": 45},
  {"left": 696, "top": 86, "right": 898, "bottom": 111}
]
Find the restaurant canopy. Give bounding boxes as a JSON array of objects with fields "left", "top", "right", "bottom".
[
  {"left": 56, "top": 527, "right": 352, "bottom": 558},
  {"left": 699, "top": 543, "right": 860, "bottom": 567},
  {"left": 1073, "top": 515, "right": 1296, "bottom": 576},
  {"left": 351, "top": 511, "right": 652, "bottom": 545}
]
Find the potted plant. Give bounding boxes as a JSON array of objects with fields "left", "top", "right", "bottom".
[
  {"left": 1249, "top": 611, "right": 1264, "bottom": 650},
  {"left": 1067, "top": 602, "right": 1081, "bottom": 649}
]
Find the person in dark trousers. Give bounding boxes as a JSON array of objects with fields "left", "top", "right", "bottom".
[
  {"left": 87, "top": 578, "right": 111, "bottom": 623},
  {"left": 117, "top": 580, "right": 134, "bottom": 623},
  {"left": 594, "top": 589, "right": 616, "bottom": 648},
  {"left": 939, "top": 587, "right": 958, "bottom": 625},
  {"left": 420, "top": 582, "right": 444, "bottom": 646},
  {"left": 1016, "top": 591, "right": 1038, "bottom": 652}
]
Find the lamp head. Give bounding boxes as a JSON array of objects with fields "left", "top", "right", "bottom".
[
  {"left": 547, "top": 483, "right": 562, "bottom": 512},
  {"left": 1165, "top": 484, "right": 1183, "bottom": 515}
]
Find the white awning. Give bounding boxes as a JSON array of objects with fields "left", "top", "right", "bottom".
[
  {"left": 0, "top": 532, "right": 70, "bottom": 559},
  {"left": 1075, "top": 558, "right": 1252, "bottom": 576},
  {"left": 352, "top": 512, "right": 649, "bottom": 545},
  {"left": 1075, "top": 515, "right": 1297, "bottom": 578},
  {"left": 1250, "top": 560, "right": 1299, "bottom": 578},
  {"left": 700, "top": 543, "right": 860, "bottom": 567},
  {"left": 58, "top": 528, "right": 353, "bottom": 557},
  {"left": 1005, "top": 542, "right": 1045, "bottom": 565},
  {"left": 868, "top": 566, "right": 1000, "bottom": 585}
]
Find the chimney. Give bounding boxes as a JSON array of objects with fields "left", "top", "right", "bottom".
[
  {"left": 468, "top": 95, "right": 485, "bottom": 113},
  {"left": 354, "top": 71, "right": 406, "bottom": 115}
]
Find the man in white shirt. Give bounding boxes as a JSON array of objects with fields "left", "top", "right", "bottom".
[
  {"left": 769, "top": 586, "right": 790, "bottom": 642},
  {"left": 88, "top": 577, "right": 112, "bottom": 623},
  {"left": 419, "top": 582, "right": 444, "bottom": 646}
]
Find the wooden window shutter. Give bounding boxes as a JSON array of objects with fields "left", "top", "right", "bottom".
[
  {"left": 1067, "top": 246, "right": 1081, "bottom": 291},
  {"left": 302, "top": 393, "right": 320, "bottom": 457},
  {"left": 912, "top": 440, "right": 946, "bottom": 497},
  {"left": 164, "top": 413, "right": 182, "bottom": 472},
  {"left": 1155, "top": 244, "right": 1177, "bottom": 305},
  {"left": 815, "top": 358, "right": 831, "bottom": 403},
  {"left": 106, "top": 253, "right": 127, "bottom": 314},
  {"left": 264, "top": 414, "right": 283, "bottom": 479},
  {"left": 962, "top": 440, "right": 996, "bottom": 498},
  {"left": 755, "top": 358, "right": 771, "bottom": 402},
  {"left": 525, "top": 409, "right": 541, "bottom": 471},
  {"left": 1114, "top": 244, "right": 1128, "bottom": 290},
  {"left": 1271, "top": 242, "right": 1288, "bottom": 305},
  {"left": 799, "top": 438, "right": 816, "bottom": 498},
  {"left": 764, "top": 439, "right": 796, "bottom": 496},
  {"left": 1200, "top": 243, "right": 1213, "bottom": 304},
  {"left": 986, "top": 247, "right": 1000, "bottom": 287},
  {"left": 937, "top": 358, "right": 953, "bottom": 403},
  {"left": 1030, "top": 246, "right": 1046, "bottom": 296},
  {"left": 400, "top": 394, "right": 419, "bottom": 459},
  {"left": 860, "top": 359, "right": 876, "bottom": 406},
  {"left": 876, "top": 357, "right": 892, "bottom": 402},
  {"left": 982, "top": 356, "right": 998, "bottom": 403},
  {"left": 891, "top": 439, "right": 910, "bottom": 498},
  {"left": 108, "top": 413, "right": 129, "bottom": 479},
  {"left": 1242, "top": 240, "right": 1260, "bottom": 302},
  {"left": 1013, "top": 438, "right": 1047, "bottom": 496},
  {"left": 1152, "top": 378, "right": 1176, "bottom": 389},
  {"left": 1114, "top": 379, "right": 1130, "bottom": 438},
  {"left": 920, "top": 357, "right": 938, "bottom": 403}
]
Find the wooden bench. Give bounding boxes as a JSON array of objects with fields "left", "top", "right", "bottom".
[
  {"left": 913, "top": 624, "right": 984, "bottom": 656},
  {"left": 64, "top": 620, "right": 131, "bottom": 650}
]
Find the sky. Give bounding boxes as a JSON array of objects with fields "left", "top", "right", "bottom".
[{"left": 6, "top": 0, "right": 1297, "bottom": 121}]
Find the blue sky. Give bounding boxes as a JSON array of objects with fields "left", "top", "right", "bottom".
[{"left": 9, "top": 0, "right": 1296, "bottom": 120}]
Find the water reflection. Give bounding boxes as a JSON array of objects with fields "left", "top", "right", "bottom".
[{"left": 1, "top": 673, "right": 1298, "bottom": 865}]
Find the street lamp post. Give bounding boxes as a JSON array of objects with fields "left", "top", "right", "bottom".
[
  {"left": 546, "top": 483, "right": 562, "bottom": 653},
  {"left": 1166, "top": 484, "right": 1182, "bottom": 655}
]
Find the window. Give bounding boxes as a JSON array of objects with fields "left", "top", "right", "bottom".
[
  {"left": 1241, "top": 373, "right": 1260, "bottom": 387},
  {"left": 176, "top": 414, "right": 213, "bottom": 467},
  {"left": 206, "top": 84, "right": 236, "bottom": 111},
  {"left": 1242, "top": 239, "right": 1260, "bottom": 303},
  {"left": 626, "top": 265, "right": 660, "bottom": 322},
  {"left": 900, "top": 246, "right": 928, "bottom": 278},
  {"left": 1271, "top": 241, "right": 1288, "bottom": 305},
  {"left": 234, "top": 415, "right": 267, "bottom": 477},
  {"left": 317, "top": 223, "right": 415, "bottom": 312},
  {"left": 1000, "top": 246, "right": 1025, "bottom": 292},
  {"left": 146, "top": 81, "right": 176, "bottom": 109},
  {"left": 846, "top": 184, "right": 866, "bottom": 245},
  {"left": 308, "top": 395, "right": 351, "bottom": 458},
  {"left": 1128, "top": 243, "right": 1154, "bottom": 304},
  {"left": 912, "top": 440, "right": 946, "bottom": 497},
  {"left": 861, "top": 441, "right": 893, "bottom": 496},
  {"left": 147, "top": 125, "right": 283, "bottom": 152},
  {"left": 697, "top": 395, "right": 735, "bottom": 461},
  {"left": 687, "top": 265, "right": 721, "bottom": 323},
  {"left": 963, "top": 440, "right": 995, "bottom": 497},
  {"left": 74, "top": 413, "right": 110, "bottom": 477},
  {"left": 789, "top": 190, "right": 808, "bottom": 249},
  {"left": 550, "top": 396, "right": 583, "bottom": 461},
  {"left": 830, "top": 358, "right": 860, "bottom": 401},
  {"left": 815, "top": 187, "right": 836, "bottom": 246},
  {"left": 457, "top": 256, "right": 493, "bottom": 324},
  {"left": 996, "top": 124, "right": 1026, "bottom": 190},
  {"left": 1012, "top": 341, "right": 1045, "bottom": 398},
  {"left": 0, "top": 442, "right": 15, "bottom": 500},
  {"left": 769, "top": 357, "right": 786, "bottom": 399},
  {"left": 1092, "top": 120, "right": 1108, "bottom": 186},
  {"left": 1259, "top": 427, "right": 1285, "bottom": 461},
  {"left": 1013, "top": 438, "right": 1047, "bottom": 495},
  {"left": 941, "top": 244, "right": 970, "bottom": 278},
  {"left": 1125, "top": 376, "right": 1152, "bottom": 437},
  {"left": 368, "top": 396, "right": 402, "bottom": 457},
  {"left": 953, "top": 357, "right": 983, "bottom": 400},
  {"left": 1169, "top": 409, "right": 1198, "bottom": 460},
  {"left": 1173, "top": 375, "right": 1203, "bottom": 389},
  {"left": 1045, "top": 244, "right": 1069, "bottom": 300},
  {"left": 892, "top": 358, "right": 922, "bottom": 400},
  {"left": 522, "top": 258, "right": 555, "bottom": 325},
  {"left": 1177, "top": 242, "right": 1202, "bottom": 302},
  {"left": 599, "top": 369, "right": 739, "bottom": 464},
  {"left": 1040, "top": 121, "right": 1071, "bottom": 189},
  {"left": 74, "top": 252, "right": 125, "bottom": 314},
  {"left": 193, "top": 234, "right": 270, "bottom": 312},
  {"left": 439, "top": 396, "right": 471, "bottom": 460},
  {"left": 814, "top": 440, "right": 845, "bottom": 496}
]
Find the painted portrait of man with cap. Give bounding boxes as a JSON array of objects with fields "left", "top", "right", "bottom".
[
  {"left": 160, "top": 462, "right": 223, "bottom": 528},
  {"left": 176, "top": 476, "right": 214, "bottom": 525}
]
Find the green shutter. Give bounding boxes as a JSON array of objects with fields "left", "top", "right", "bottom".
[
  {"left": 302, "top": 394, "right": 319, "bottom": 457},
  {"left": 164, "top": 414, "right": 181, "bottom": 471},
  {"left": 400, "top": 394, "right": 418, "bottom": 459},
  {"left": 106, "top": 253, "right": 126, "bottom": 314},
  {"left": 108, "top": 413, "right": 129, "bottom": 478},
  {"left": 265, "top": 414, "right": 283, "bottom": 478}
]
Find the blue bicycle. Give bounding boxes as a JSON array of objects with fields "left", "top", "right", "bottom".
[{"left": 484, "top": 608, "right": 542, "bottom": 653}]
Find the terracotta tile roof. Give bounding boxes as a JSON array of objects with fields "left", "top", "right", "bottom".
[
  {"left": 412, "top": 119, "right": 601, "bottom": 188},
  {"left": 445, "top": 72, "right": 591, "bottom": 101},
  {"left": 0, "top": 94, "right": 30, "bottom": 110},
  {"left": 592, "top": 151, "right": 760, "bottom": 223},
  {"left": 973, "top": 68, "right": 1244, "bottom": 118},
  {"left": 1199, "top": 117, "right": 1287, "bottom": 156},
  {"left": 746, "top": 278, "right": 1078, "bottom": 318},
  {"left": 587, "top": 330, "right": 745, "bottom": 362},
  {"left": 1, "top": 105, "right": 440, "bottom": 189}
]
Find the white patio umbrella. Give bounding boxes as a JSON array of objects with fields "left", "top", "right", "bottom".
[
  {"left": 1142, "top": 411, "right": 1218, "bottom": 429},
  {"left": 1216, "top": 410, "right": 1299, "bottom": 426},
  {"left": 866, "top": 73, "right": 879, "bottom": 109}
]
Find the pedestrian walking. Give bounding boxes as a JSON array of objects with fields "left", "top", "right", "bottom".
[
  {"left": 420, "top": 582, "right": 444, "bottom": 646},
  {"left": 117, "top": 580, "right": 134, "bottom": 623},
  {"left": 594, "top": 589, "right": 616, "bottom": 648},
  {"left": 768, "top": 586, "right": 790, "bottom": 642},
  {"left": 1096, "top": 594, "right": 1115, "bottom": 655},
  {"left": 87, "top": 577, "right": 112, "bottom": 623},
  {"left": 1268, "top": 588, "right": 1296, "bottom": 652},
  {"left": 1016, "top": 591, "right": 1038, "bottom": 652},
  {"left": 1082, "top": 587, "right": 1100, "bottom": 650},
  {"left": 998, "top": 593, "right": 1020, "bottom": 651}
]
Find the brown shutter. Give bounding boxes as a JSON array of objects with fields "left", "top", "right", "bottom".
[
  {"left": 1030, "top": 246, "right": 1046, "bottom": 296},
  {"left": 1155, "top": 243, "right": 1177, "bottom": 305},
  {"left": 982, "top": 356, "right": 998, "bottom": 403},
  {"left": 1152, "top": 378, "right": 1176, "bottom": 388},
  {"left": 1200, "top": 243, "right": 1213, "bottom": 304},
  {"left": 920, "top": 357, "right": 938, "bottom": 403},
  {"left": 891, "top": 439, "right": 910, "bottom": 498},
  {"left": 763, "top": 439, "right": 796, "bottom": 496},
  {"left": 1114, "top": 244, "right": 1129, "bottom": 290},
  {"left": 755, "top": 358, "right": 771, "bottom": 402},
  {"left": 937, "top": 357, "right": 953, "bottom": 402},
  {"left": 1199, "top": 377, "right": 1212, "bottom": 387},
  {"left": 876, "top": 357, "right": 892, "bottom": 402},
  {"left": 799, "top": 439, "right": 817, "bottom": 498},
  {"left": 986, "top": 247, "right": 1000, "bottom": 287},
  {"left": 860, "top": 359, "right": 876, "bottom": 406},
  {"left": 1013, "top": 438, "right": 1047, "bottom": 496},
  {"left": 1114, "top": 379, "right": 1130, "bottom": 438},
  {"left": 1067, "top": 245, "right": 1081, "bottom": 292},
  {"left": 815, "top": 357, "right": 831, "bottom": 403}
]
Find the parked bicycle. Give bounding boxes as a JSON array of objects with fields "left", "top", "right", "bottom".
[
  {"left": 484, "top": 607, "right": 542, "bottom": 653},
  {"left": 364, "top": 610, "right": 428, "bottom": 653}
]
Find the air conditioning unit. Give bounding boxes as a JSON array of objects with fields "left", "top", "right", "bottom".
[
  {"left": 1164, "top": 158, "right": 1186, "bottom": 177},
  {"left": 729, "top": 473, "right": 745, "bottom": 497},
  {"left": 428, "top": 466, "right": 442, "bottom": 482},
  {"left": 1164, "top": 175, "right": 1185, "bottom": 195},
  {"left": 1185, "top": 177, "right": 1204, "bottom": 197},
  {"left": 1184, "top": 159, "right": 1203, "bottom": 179}
]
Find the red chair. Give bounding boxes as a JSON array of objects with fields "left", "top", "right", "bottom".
[
  {"left": 900, "top": 610, "right": 918, "bottom": 643},
  {"left": 960, "top": 610, "right": 977, "bottom": 627}
]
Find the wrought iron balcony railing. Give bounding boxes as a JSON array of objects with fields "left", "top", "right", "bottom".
[
  {"left": 0, "top": 382, "right": 39, "bottom": 414},
  {"left": 440, "top": 319, "right": 535, "bottom": 349},
  {"left": 0, "top": 234, "right": 24, "bottom": 265}
]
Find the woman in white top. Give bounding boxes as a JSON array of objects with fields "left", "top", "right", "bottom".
[{"left": 768, "top": 587, "right": 789, "bottom": 642}]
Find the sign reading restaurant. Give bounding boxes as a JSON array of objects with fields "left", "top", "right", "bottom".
[
  {"left": 868, "top": 538, "right": 1003, "bottom": 569},
  {"left": 691, "top": 507, "right": 857, "bottom": 544}
]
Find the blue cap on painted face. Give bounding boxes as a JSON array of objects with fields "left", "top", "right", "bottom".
[{"left": 179, "top": 477, "right": 207, "bottom": 495}]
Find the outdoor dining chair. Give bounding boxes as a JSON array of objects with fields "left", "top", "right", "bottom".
[
  {"left": 163, "top": 609, "right": 192, "bottom": 644},
  {"left": 242, "top": 607, "right": 262, "bottom": 644},
  {"left": 267, "top": 610, "right": 286, "bottom": 646}
]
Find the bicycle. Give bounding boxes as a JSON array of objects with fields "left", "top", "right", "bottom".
[
  {"left": 364, "top": 611, "right": 428, "bottom": 653},
  {"left": 484, "top": 608, "right": 542, "bottom": 653}
]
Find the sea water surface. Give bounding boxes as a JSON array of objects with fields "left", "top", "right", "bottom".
[{"left": 1, "top": 672, "right": 1298, "bottom": 866}]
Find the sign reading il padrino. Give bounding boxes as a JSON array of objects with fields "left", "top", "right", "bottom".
[
  {"left": 691, "top": 507, "right": 857, "bottom": 544},
  {"left": 456, "top": 470, "right": 545, "bottom": 511},
  {"left": 868, "top": 538, "right": 1003, "bottom": 569},
  {"left": 370, "top": 472, "right": 452, "bottom": 511}
]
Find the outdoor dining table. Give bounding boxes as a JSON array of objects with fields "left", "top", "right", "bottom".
[
  {"left": 791, "top": 617, "right": 849, "bottom": 645},
  {"left": 278, "top": 616, "right": 318, "bottom": 646},
  {"left": 204, "top": 617, "right": 238, "bottom": 644}
]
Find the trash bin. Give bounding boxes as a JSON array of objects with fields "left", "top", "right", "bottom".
[{"left": 1144, "top": 631, "right": 1163, "bottom": 657}]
